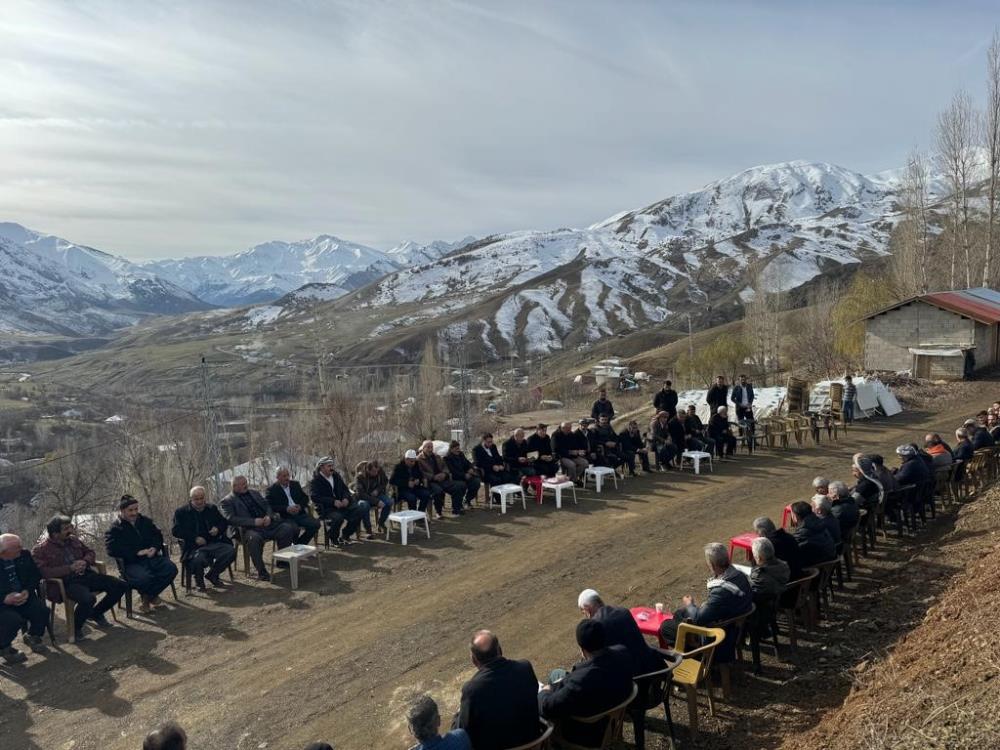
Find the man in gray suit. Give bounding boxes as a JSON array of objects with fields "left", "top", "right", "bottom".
[{"left": 220, "top": 475, "right": 297, "bottom": 581}]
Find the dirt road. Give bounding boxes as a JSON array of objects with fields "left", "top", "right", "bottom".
[{"left": 1, "top": 387, "right": 990, "bottom": 750}]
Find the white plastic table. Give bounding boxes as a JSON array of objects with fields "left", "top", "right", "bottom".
[
  {"left": 681, "top": 450, "right": 713, "bottom": 475},
  {"left": 270, "top": 544, "right": 323, "bottom": 590},
  {"left": 386, "top": 510, "right": 430, "bottom": 545},
  {"left": 541, "top": 479, "right": 577, "bottom": 508},
  {"left": 489, "top": 483, "right": 526, "bottom": 514},
  {"left": 583, "top": 466, "right": 618, "bottom": 492}
]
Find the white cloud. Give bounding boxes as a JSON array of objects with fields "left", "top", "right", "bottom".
[{"left": 0, "top": 0, "right": 994, "bottom": 258}]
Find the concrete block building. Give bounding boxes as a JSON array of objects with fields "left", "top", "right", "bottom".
[{"left": 861, "top": 288, "right": 1000, "bottom": 379}]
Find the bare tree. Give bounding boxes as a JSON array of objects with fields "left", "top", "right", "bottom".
[
  {"left": 936, "top": 90, "right": 980, "bottom": 289},
  {"left": 37, "top": 441, "right": 114, "bottom": 519},
  {"left": 892, "top": 150, "right": 933, "bottom": 296},
  {"left": 985, "top": 29, "right": 1000, "bottom": 287},
  {"left": 743, "top": 258, "right": 784, "bottom": 385},
  {"left": 787, "top": 287, "right": 845, "bottom": 379}
]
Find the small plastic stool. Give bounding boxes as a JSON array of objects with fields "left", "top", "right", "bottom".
[
  {"left": 386, "top": 510, "right": 430, "bottom": 545},
  {"left": 681, "top": 450, "right": 713, "bottom": 475},
  {"left": 540, "top": 479, "right": 577, "bottom": 508},
  {"left": 728, "top": 532, "right": 757, "bottom": 562},
  {"left": 489, "top": 484, "right": 526, "bottom": 514},
  {"left": 521, "top": 475, "right": 544, "bottom": 503},
  {"left": 269, "top": 544, "right": 323, "bottom": 590},
  {"left": 583, "top": 466, "right": 618, "bottom": 492}
]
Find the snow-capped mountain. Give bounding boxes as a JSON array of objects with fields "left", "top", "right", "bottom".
[
  {"left": 0, "top": 222, "right": 211, "bottom": 336},
  {"left": 386, "top": 236, "right": 477, "bottom": 266},
  {"left": 143, "top": 235, "right": 400, "bottom": 307},
  {"left": 336, "top": 160, "right": 942, "bottom": 359}
]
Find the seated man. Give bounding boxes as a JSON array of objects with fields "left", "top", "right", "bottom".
[
  {"left": 618, "top": 420, "right": 650, "bottom": 476},
  {"left": 788, "top": 501, "right": 836, "bottom": 567},
  {"left": 812, "top": 476, "right": 830, "bottom": 496},
  {"left": 444, "top": 441, "right": 482, "bottom": 509},
  {"left": 828, "top": 480, "right": 860, "bottom": 538},
  {"left": 409, "top": 695, "right": 471, "bottom": 750},
  {"left": 502, "top": 429, "right": 538, "bottom": 480},
  {"left": 265, "top": 467, "right": 321, "bottom": 545},
  {"left": 105, "top": 495, "right": 178, "bottom": 611},
  {"left": 747, "top": 537, "right": 789, "bottom": 602},
  {"left": 221, "top": 476, "right": 297, "bottom": 580},
  {"left": 924, "top": 434, "right": 953, "bottom": 467},
  {"left": 683, "top": 404, "right": 714, "bottom": 454},
  {"left": 658, "top": 543, "right": 753, "bottom": 663},
  {"left": 552, "top": 421, "right": 588, "bottom": 482},
  {"left": 577, "top": 588, "right": 663, "bottom": 676},
  {"left": 708, "top": 406, "right": 737, "bottom": 458},
  {"left": 473, "top": 434, "right": 515, "bottom": 487},
  {"left": 810, "top": 494, "right": 842, "bottom": 548},
  {"left": 419, "top": 440, "right": 466, "bottom": 517},
  {"left": 354, "top": 460, "right": 394, "bottom": 534},
  {"left": 390, "top": 450, "right": 432, "bottom": 511},
  {"left": 650, "top": 411, "right": 678, "bottom": 469},
  {"left": 752, "top": 516, "right": 805, "bottom": 581},
  {"left": 952, "top": 428, "right": 974, "bottom": 477},
  {"left": 538, "top": 620, "right": 634, "bottom": 748},
  {"left": 526, "top": 424, "right": 558, "bottom": 478},
  {"left": 851, "top": 454, "right": 885, "bottom": 511},
  {"left": 592, "top": 415, "right": 623, "bottom": 470},
  {"left": 0, "top": 533, "right": 48, "bottom": 664},
  {"left": 454, "top": 630, "right": 540, "bottom": 750},
  {"left": 308, "top": 458, "right": 371, "bottom": 544},
  {"left": 895, "top": 444, "right": 931, "bottom": 487},
  {"left": 171, "top": 486, "right": 237, "bottom": 591},
  {"left": 33, "top": 515, "right": 127, "bottom": 637}
]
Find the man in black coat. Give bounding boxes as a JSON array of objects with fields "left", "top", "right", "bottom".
[
  {"left": 105, "top": 495, "right": 178, "bottom": 610},
  {"left": 526, "top": 424, "right": 558, "bottom": 477},
  {"left": 0, "top": 534, "right": 48, "bottom": 664},
  {"left": 308, "top": 457, "right": 371, "bottom": 543},
  {"left": 539, "top": 620, "right": 634, "bottom": 748},
  {"left": 265, "top": 467, "right": 321, "bottom": 545},
  {"left": 590, "top": 388, "right": 615, "bottom": 420},
  {"left": 221, "top": 476, "right": 298, "bottom": 580},
  {"left": 753, "top": 516, "right": 805, "bottom": 581},
  {"left": 578, "top": 589, "right": 662, "bottom": 676},
  {"left": 473, "top": 434, "right": 515, "bottom": 486},
  {"left": 502, "top": 429, "right": 538, "bottom": 480},
  {"left": 454, "top": 630, "right": 540, "bottom": 750},
  {"left": 706, "top": 375, "right": 729, "bottom": 412},
  {"left": 788, "top": 502, "right": 836, "bottom": 566},
  {"left": 653, "top": 380, "right": 678, "bottom": 416},
  {"left": 171, "top": 486, "right": 236, "bottom": 590}
]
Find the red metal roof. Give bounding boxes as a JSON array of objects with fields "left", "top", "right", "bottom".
[{"left": 922, "top": 289, "right": 1000, "bottom": 325}]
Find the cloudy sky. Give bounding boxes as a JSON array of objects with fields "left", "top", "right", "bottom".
[{"left": 1, "top": 0, "right": 996, "bottom": 260}]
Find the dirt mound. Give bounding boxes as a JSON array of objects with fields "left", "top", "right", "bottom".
[{"left": 781, "top": 488, "right": 1000, "bottom": 750}]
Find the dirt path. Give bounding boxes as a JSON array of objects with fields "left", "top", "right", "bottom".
[{"left": 1, "top": 386, "right": 991, "bottom": 750}]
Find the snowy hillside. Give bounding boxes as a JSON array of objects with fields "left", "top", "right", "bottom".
[
  {"left": 344, "top": 160, "right": 940, "bottom": 357},
  {"left": 143, "top": 235, "right": 401, "bottom": 307},
  {"left": 0, "top": 223, "right": 211, "bottom": 336},
  {"left": 386, "top": 236, "right": 477, "bottom": 266}
]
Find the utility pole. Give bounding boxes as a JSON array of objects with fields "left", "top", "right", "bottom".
[
  {"left": 200, "top": 357, "right": 223, "bottom": 500},
  {"left": 460, "top": 338, "right": 471, "bottom": 448}
]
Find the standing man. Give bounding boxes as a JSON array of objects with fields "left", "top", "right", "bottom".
[
  {"left": 33, "top": 515, "right": 127, "bottom": 637},
  {"left": 309, "top": 457, "right": 372, "bottom": 544},
  {"left": 842, "top": 375, "right": 857, "bottom": 424},
  {"left": 591, "top": 388, "right": 615, "bottom": 420},
  {"left": 706, "top": 375, "right": 729, "bottom": 413},
  {"left": 265, "top": 467, "right": 321, "bottom": 545},
  {"left": 105, "top": 496, "right": 178, "bottom": 612},
  {"left": 221, "top": 476, "right": 297, "bottom": 580},
  {"left": 171, "top": 487, "right": 237, "bottom": 591},
  {"left": 730, "top": 374, "right": 755, "bottom": 422},
  {"left": 653, "top": 380, "right": 678, "bottom": 417},
  {"left": 0, "top": 534, "right": 48, "bottom": 664}
]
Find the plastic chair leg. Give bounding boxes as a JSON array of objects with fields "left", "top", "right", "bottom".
[{"left": 685, "top": 685, "right": 699, "bottom": 736}]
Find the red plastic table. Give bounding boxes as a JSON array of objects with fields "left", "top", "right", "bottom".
[
  {"left": 521, "top": 475, "right": 544, "bottom": 503},
  {"left": 781, "top": 504, "right": 793, "bottom": 528},
  {"left": 630, "top": 606, "right": 674, "bottom": 648},
  {"left": 728, "top": 532, "right": 758, "bottom": 562}
]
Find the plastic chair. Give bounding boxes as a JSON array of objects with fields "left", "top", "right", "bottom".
[
  {"left": 669, "top": 624, "right": 726, "bottom": 737},
  {"left": 742, "top": 594, "right": 780, "bottom": 674},
  {"left": 712, "top": 603, "right": 755, "bottom": 699},
  {"left": 812, "top": 558, "right": 839, "bottom": 620},
  {"left": 503, "top": 719, "right": 554, "bottom": 750},
  {"left": 552, "top": 682, "right": 638, "bottom": 750},
  {"left": 629, "top": 649, "right": 681, "bottom": 750},
  {"left": 777, "top": 568, "right": 818, "bottom": 649}
]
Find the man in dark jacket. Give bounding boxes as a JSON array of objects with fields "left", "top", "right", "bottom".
[
  {"left": 578, "top": 589, "right": 662, "bottom": 676},
  {"left": 391, "top": 450, "right": 433, "bottom": 511},
  {"left": 683, "top": 404, "right": 714, "bottom": 454},
  {"left": 706, "top": 375, "right": 728, "bottom": 412},
  {"left": 221, "top": 476, "right": 297, "bottom": 580},
  {"left": 33, "top": 515, "right": 127, "bottom": 637},
  {"left": 105, "top": 495, "right": 178, "bottom": 610},
  {"left": 502, "top": 429, "right": 538, "bottom": 480},
  {"left": 354, "top": 459, "right": 395, "bottom": 532},
  {"left": 895, "top": 444, "right": 931, "bottom": 487},
  {"left": 473, "top": 434, "right": 514, "bottom": 487},
  {"left": 419, "top": 440, "right": 466, "bottom": 517},
  {"left": 753, "top": 516, "right": 805, "bottom": 581},
  {"left": 659, "top": 543, "right": 753, "bottom": 663},
  {"left": 827, "top": 481, "right": 860, "bottom": 538},
  {"left": 618, "top": 421, "right": 650, "bottom": 475},
  {"left": 591, "top": 416, "right": 623, "bottom": 469},
  {"left": 730, "top": 374, "right": 755, "bottom": 421},
  {"left": 0, "top": 533, "right": 48, "bottom": 664},
  {"left": 539, "top": 620, "right": 634, "bottom": 748},
  {"left": 552, "top": 422, "right": 589, "bottom": 482},
  {"left": 444, "top": 442, "right": 481, "bottom": 509},
  {"left": 454, "top": 630, "right": 540, "bottom": 750},
  {"left": 651, "top": 411, "right": 679, "bottom": 468},
  {"left": 308, "top": 457, "right": 371, "bottom": 543},
  {"left": 590, "top": 388, "right": 615, "bottom": 420},
  {"left": 969, "top": 420, "right": 996, "bottom": 450},
  {"left": 789, "top": 501, "right": 836, "bottom": 566},
  {"left": 265, "top": 467, "right": 320, "bottom": 545},
  {"left": 172, "top": 486, "right": 237, "bottom": 590},
  {"left": 708, "top": 406, "right": 737, "bottom": 458},
  {"left": 653, "top": 380, "right": 678, "bottom": 416},
  {"left": 526, "top": 424, "right": 558, "bottom": 477}
]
